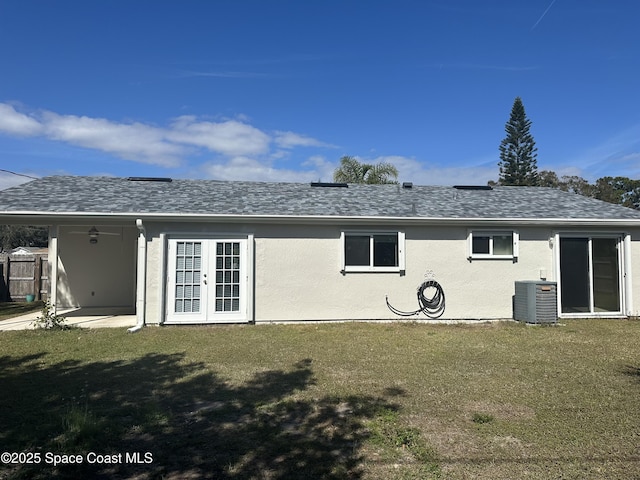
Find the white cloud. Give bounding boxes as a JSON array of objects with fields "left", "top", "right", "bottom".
[
  {"left": 430, "top": 63, "right": 539, "bottom": 72},
  {"left": 0, "top": 102, "right": 501, "bottom": 185},
  {"left": 413, "top": 165, "right": 498, "bottom": 186},
  {"left": 40, "top": 111, "right": 185, "bottom": 167},
  {"left": 619, "top": 152, "right": 640, "bottom": 162},
  {"left": 168, "top": 116, "right": 271, "bottom": 156},
  {"left": 0, "top": 104, "right": 43, "bottom": 136},
  {"left": 367, "top": 155, "right": 498, "bottom": 185},
  {"left": 200, "top": 154, "right": 496, "bottom": 186},
  {"left": 302, "top": 155, "right": 337, "bottom": 181},
  {"left": 203, "top": 156, "right": 334, "bottom": 183},
  {"left": 274, "top": 130, "right": 336, "bottom": 149},
  {"left": 0, "top": 103, "right": 331, "bottom": 168},
  {"left": 558, "top": 123, "right": 640, "bottom": 180},
  {"left": 179, "top": 70, "right": 273, "bottom": 79}
]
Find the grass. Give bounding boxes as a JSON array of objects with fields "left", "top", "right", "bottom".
[
  {"left": 0, "top": 320, "right": 639, "bottom": 479},
  {"left": 471, "top": 412, "right": 495, "bottom": 424},
  {"left": 0, "top": 301, "right": 43, "bottom": 321}
]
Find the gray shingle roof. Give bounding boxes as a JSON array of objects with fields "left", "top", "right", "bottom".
[{"left": 1, "top": 175, "right": 640, "bottom": 222}]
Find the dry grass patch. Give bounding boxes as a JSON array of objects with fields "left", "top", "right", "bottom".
[{"left": 465, "top": 400, "right": 536, "bottom": 422}]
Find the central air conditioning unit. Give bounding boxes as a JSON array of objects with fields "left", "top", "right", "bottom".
[{"left": 513, "top": 281, "right": 558, "bottom": 324}]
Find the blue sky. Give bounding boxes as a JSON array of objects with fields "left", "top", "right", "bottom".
[{"left": 1, "top": 0, "right": 639, "bottom": 190}]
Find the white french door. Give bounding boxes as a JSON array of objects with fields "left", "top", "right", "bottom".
[{"left": 166, "top": 238, "right": 249, "bottom": 323}]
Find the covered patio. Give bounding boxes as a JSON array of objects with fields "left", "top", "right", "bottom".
[{"left": 0, "top": 219, "right": 147, "bottom": 332}]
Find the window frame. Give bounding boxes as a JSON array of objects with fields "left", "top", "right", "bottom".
[
  {"left": 341, "top": 231, "right": 405, "bottom": 273},
  {"left": 467, "top": 230, "right": 519, "bottom": 260}
]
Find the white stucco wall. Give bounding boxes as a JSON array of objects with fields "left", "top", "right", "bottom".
[
  {"left": 253, "top": 225, "right": 556, "bottom": 321},
  {"left": 55, "top": 225, "right": 137, "bottom": 309},
  {"left": 137, "top": 221, "right": 640, "bottom": 324}
]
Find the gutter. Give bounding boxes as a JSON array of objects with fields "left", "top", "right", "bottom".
[
  {"left": 2, "top": 211, "right": 640, "bottom": 228},
  {"left": 128, "top": 219, "right": 146, "bottom": 333}
]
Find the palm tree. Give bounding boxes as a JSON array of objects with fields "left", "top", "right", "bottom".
[{"left": 332, "top": 156, "right": 399, "bottom": 184}]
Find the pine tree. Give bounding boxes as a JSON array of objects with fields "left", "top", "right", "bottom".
[{"left": 498, "top": 97, "right": 539, "bottom": 186}]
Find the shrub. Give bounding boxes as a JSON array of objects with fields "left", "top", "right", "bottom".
[{"left": 31, "top": 302, "right": 71, "bottom": 330}]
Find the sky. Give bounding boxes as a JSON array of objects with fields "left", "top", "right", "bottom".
[{"left": 1, "top": 0, "right": 639, "bottom": 190}]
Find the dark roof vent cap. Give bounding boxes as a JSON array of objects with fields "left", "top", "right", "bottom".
[
  {"left": 310, "top": 182, "right": 348, "bottom": 188},
  {"left": 453, "top": 185, "right": 492, "bottom": 191},
  {"left": 127, "top": 177, "right": 173, "bottom": 182},
  {"left": 402, "top": 182, "right": 413, "bottom": 189}
]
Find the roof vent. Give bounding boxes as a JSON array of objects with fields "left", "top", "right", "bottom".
[
  {"left": 126, "top": 177, "right": 173, "bottom": 182},
  {"left": 310, "top": 182, "right": 348, "bottom": 188},
  {"left": 402, "top": 182, "right": 413, "bottom": 189},
  {"left": 453, "top": 185, "right": 492, "bottom": 191}
]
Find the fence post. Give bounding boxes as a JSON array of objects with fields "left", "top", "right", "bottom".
[
  {"left": 0, "top": 255, "right": 8, "bottom": 301},
  {"left": 34, "top": 254, "right": 42, "bottom": 300},
  {"left": 5, "top": 256, "right": 10, "bottom": 301}
]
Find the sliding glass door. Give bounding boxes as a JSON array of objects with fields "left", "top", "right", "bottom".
[
  {"left": 592, "top": 238, "right": 621, "bottom": 312},
  {"left": 559, "top": 236, "right": 621, "bottom": 314}
]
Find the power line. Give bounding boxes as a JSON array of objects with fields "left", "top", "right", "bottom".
[{"left": 0, "top": 169, "right": 39, "bottom": 180}]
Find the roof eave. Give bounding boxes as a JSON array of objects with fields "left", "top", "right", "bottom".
[{"left": 1, "top": 211, "right": 640, "bottom": 228}]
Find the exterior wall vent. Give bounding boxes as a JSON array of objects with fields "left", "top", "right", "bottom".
[
  {"left": 453, "top": 185, "right": 492, "bottom": 190},
  {"left": 126, "top": 177, "right": 173, "bottom": 182},
  {"left": 310, "top": 182, "right": 348, "bottom": 188},
  {"left": 513, "top": 281, "right": 558, "bottom": 324}
]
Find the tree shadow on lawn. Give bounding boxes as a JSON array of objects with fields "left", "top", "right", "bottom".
[
  {"left": 0, "top": 353, "right": 397, "bottom": 479},
  {"left": 621, "top": 364, "right": 640, "bottom": 383}
]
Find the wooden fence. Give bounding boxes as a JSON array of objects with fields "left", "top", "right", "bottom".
[{"left": 0, "top": 254, "right": 49, "bottom": 302}]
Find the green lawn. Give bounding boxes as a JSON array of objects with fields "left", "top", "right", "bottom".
[{"left": 1, "top": 320, "right": 639, "bottom": 479}]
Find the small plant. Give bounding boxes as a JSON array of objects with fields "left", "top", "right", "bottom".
[
  {"left": 472, "top": 412, "right": 494, "bottom": 424},
  {"left": 31, "top": 301, "right": 71, "bottom": 330}
]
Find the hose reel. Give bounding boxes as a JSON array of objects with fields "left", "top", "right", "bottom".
[{"left": 386, "top": 277, "right": 446, "bottom": 319}]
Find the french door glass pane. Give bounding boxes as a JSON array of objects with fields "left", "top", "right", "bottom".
[
  {"left": 215, "top": 241, "right": 241, "bottom": 312},
  {"left": 592, "top": 238, "right": 620, "bottom": 312},
  {"left": 174, "top": 241, "right": 202, "bottom": 313}
]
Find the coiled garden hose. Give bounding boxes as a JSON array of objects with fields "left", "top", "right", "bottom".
[{"left": 386, "top": 279, "right": 446, "bottom": 319}]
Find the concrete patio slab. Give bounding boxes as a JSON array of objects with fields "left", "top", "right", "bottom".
[{"left": 0, "top": 307, "right": 137, "bottom": 331}]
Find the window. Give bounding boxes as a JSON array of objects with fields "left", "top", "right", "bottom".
[
  {"left": 468, "top": 231, "right": 518, "bottom": 259},
  {"left": 342, "top": 231, "right": 405, "bottom": 272}
]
